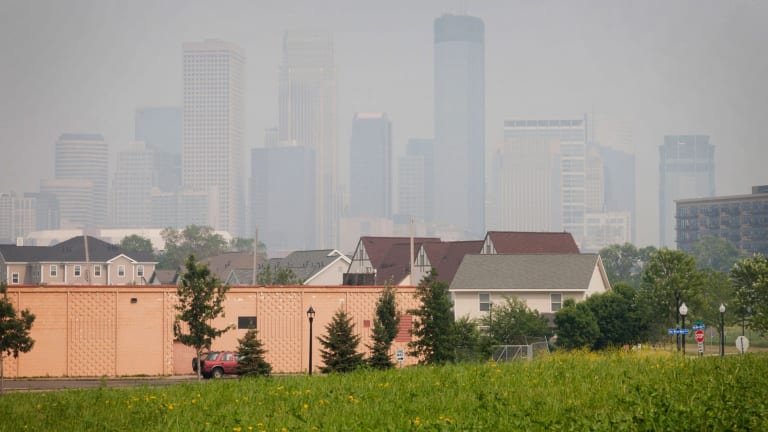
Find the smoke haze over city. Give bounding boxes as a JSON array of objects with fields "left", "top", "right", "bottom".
[{"left": 1, "top": 0, "right": 766, "bottom": 250}]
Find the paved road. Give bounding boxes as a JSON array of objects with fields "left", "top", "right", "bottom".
[{"left": 1, "top": 375, "right": 209, "bottom": 393}]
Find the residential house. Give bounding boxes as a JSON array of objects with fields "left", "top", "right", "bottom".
[
  {"left": 450, "top": 253, "right": 611, "bottom": 321},
  {"left": 480, "top": 231, "right": 580, "bottom": 254},
  {"left": 411, "top": 240, "right": 484, "bottom": 286},
  {"left": 0, "top": 235, "right": 157, "bottom": 285},
  {"left": 344, "top": 236, "right": 441, "bottom": 285},
  {"left": 226, "top": 250, "right": 350, "bottom": 286}
]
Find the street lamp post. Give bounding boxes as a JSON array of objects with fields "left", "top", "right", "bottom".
[
  {"left": 719, "top": 304, "right": 726, "bottom": 358},
  {"left": 307, "top": 306, "right": 315, "bottom": 376},
  {"left": 679, "top": 302, "right": 688, "bottom": 356}
]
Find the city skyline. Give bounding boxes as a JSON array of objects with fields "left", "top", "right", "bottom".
[{"left": 1, "top": 1, "right": 767, "bottom": 247}]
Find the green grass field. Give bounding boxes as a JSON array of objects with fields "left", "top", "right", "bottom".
[{"left": 1, "top": 351, "right": 767, "bottom": 431}]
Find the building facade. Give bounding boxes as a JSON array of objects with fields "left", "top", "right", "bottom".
[
  {"left": 182, "top": 40, "right": 245, "bottom": 236},
  {"left": 111, "top": 142, "right": 154, "bottom": 228},
  {"left": 53, "top": 133, "right": 109, "bottom": 228},
  {"left": 676, "top": 186, "right": 768, "bottom": 256},
  {"left": 397, "top": 138, "right": 434, "bottom": 225},
  {"left": 279, "top": 31, "right": 338, "bottom": 248},
  {"left": 135, "top": 106, "right": 182, "bottom": 193},
  {"left": 434, "top": 13, "right": 485, "bottom": 239},
  {"left": 659, "top": 135, "right": 715, "bottom": 248},
  {"left": 349, "top": 113, "right": 392, "bottom": 218}
]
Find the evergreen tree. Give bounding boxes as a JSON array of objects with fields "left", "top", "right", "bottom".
[
  {"left": 236, "top": 328, "right": 272, "bottom": 377},
  {"left": 367, "top": 285, "right": 400, "bottom": 369},
  {"left": 318, "top": 309, "right": 365, "bottom": 373},
  {"left": 174, "top": 255, "right": 232, "bottom": 380},
  {"left": 408, "top": 268, "right": 455, "bottom": 365},
  {"left": 0, "top": 282, "right": 35, "bottom": 394}
]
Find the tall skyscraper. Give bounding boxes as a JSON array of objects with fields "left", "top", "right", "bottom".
[
  {"left": 182, "top": 40, "right": 245, "bottom": 236},
  {"left": 349, "top": 113, "right": 391, "bottom": 218},
  {"left": 279, "top": 31, "right": 338, "bottom": 248},
  {"left": 111, "top": 142, "right": 153, "bottom": 228},
  {"left": 398, "top": 138, "right": 435, "bottom": 224},
  {"left": 492, "top": 119, "right": 587, "bottom": 246},
  {"left": 251, "top": 146, "right": 316, "bottom": 255},
  {"left": 659, "top": 135, "right": 715, "bottom": 248},
  {"left": 135, "top": 107, "right": 182, "bottom": 193},
  {"left": 53, "top": 133, "right": 109, "bottom": 228},
  {"left": 599, "top": 144, "right": 636, "bottom": 242},
  {"left": 433, "top": 13, "right": 485, "bottom": 238}
]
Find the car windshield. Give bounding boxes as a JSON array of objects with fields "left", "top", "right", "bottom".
[{"left": 205, "top": 352, "right": 220, "bottom": 361}]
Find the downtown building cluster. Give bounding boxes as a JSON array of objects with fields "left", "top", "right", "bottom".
[{"left": 4, "top": 13, "right": 753, "bottom": 256}]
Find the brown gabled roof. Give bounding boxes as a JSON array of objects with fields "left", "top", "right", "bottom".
[
  {"left": 202, "top": 252, "right": 265, "bottom": 281},
  {"left": 354, "top": 237, "right": 440, "bottom": 285},
  {"left": 423, "top": 240, "right": 484, "bottom": 285},
  {"left": 359, "top": 236, "right": 440, "bottom": 269},
  {"left": 486, "top": 231, "right": 580, "bottom": 254}
]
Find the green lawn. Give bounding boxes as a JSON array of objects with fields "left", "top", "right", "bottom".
[{"left": 1, "top": 351, "right": 767, "bottom": 431}]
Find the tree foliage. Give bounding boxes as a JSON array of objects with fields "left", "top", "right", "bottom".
[
  {"left": 408, "top": 269, "right": 455, "bottom": 365},
  {"left": 367, "top": 286, "right": 400, "bottom": 369},
  {"left": 690, "top": 236, "right": 744, "bottom": 273},
  {"left": 174, "top": 255, "right": 232, "bottom": 380},
  {"left": 730, "top": 254, "right": 768, "bottom": 334},
  {"left": 477, "top": 296, "right": 550, "bottom": 345},
  {"left": 452, "top": 316, "right": 491, "bottom": 362},
  {"left": 317, "top": 309, "right": 365, "bottom": 373},
  {"left": 236, "top": 328, "right": 272, "bottom": 377},
  {"left": 554, "top": 299, "right": 600, "bottom": 349},
  {"left": 584, "top": 288, "right": 638, "bottom": 349},
  {"left": 256, "top": 265, "right": 301, "bottom": 285},
  {"left": 0, "top": 282, "right": 35, "bottom": 394},
  {"left": 599, "top": 243, "right": 657, "bottom": 288},
  {"left": 119, "top": 234, "right": 155, "bottom": 255},
  {"left": 159, "top": 225, "right": 229, "bottom": 269},
  {"left": 637, "top": 248, "right": 706, "bottom": 335}
]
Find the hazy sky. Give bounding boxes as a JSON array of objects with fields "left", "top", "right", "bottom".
[{"left": 1, "top": 0, "right": 766, "bottom": 247}]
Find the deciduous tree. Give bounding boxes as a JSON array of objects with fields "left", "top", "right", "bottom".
[
  {"left": 0, "top": 282, "right": 35, "bottom": 394},
  {"left": 731, "top": 254, "right": 768, "bottom": 334},
  {"left": 119, "top": 234, "right": 155, "bottom": 255},
  {"left": 159, "top": 225, "right": 228, "bottom": 269},
  {"left": 174, "top": 255, "right": 232, "bottom": 380},
  {"left": 554, "top": 299, "right": 600, "bottom": 350},
  {"left": 477, "top": 295, "right": 550, "bottom": 345},
  {"left": 691, "top": 236, "right": 744, "bottom": 273}
]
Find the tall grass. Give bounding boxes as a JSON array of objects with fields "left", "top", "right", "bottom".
[{"left": 1, "top": 351, "right": 766, "bottom": 431}]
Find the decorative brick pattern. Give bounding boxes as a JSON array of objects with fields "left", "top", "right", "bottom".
[
  {"left": 68, "top": 291, "right": 116, "bottom": 376},
  {"left": 258, "top": 290, "right": 303, "bottom": 373}
]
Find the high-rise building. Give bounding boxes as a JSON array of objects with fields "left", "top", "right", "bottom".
[
  {"left": 0, "top": 193, "right": 12, "bottom": 243},
  {"left": 677, "top": 186, "right": 768, "bottom": 256},
  {"left": 349, "top": 113, "right": 391, "bottom": 218},
  {"left": 600, "top": 145, "right": 636, "bottom": 242},
  {"left": 111, "top": 142, "right": 154, "bottom": 228},
  {"left": 251, "top": 146, "right": 316, "bottom": 255},
  {"left": 659, "top": 135, "right": 715, "bottom": 248},
  {"left": 39, "top": 178, "right": 94, "bottom": 229},
  {"left": 53, "top": 133, "right": 109, "bottom": 228},
  {"left": 433, "top": 13, "right": 485, "bottom": 239},
  {"left": 279, "top": 31, "right": 338, "bottom": 248},
  {"left": 182, "top": 40, "right": 245, "bottom": 236},
  {"left": 398, "top": 138, "right": 435, "bottom": 224},
  {"left": 135, "top": 107, "right": 182, "bottom": 193},
  {"left": 492, "top": 119, "right": 587, "bottom": 245}
]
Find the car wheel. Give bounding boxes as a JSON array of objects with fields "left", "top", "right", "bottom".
[{"left": 212, "top": 367, "right": 224, "bottom": 379}]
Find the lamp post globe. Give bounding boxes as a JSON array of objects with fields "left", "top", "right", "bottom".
[
  {"left": 679, "top": 303, "right": 688, "bottom": 355},
  {"left": 307, "top": 306, "right": 315, "bottom": 375}
]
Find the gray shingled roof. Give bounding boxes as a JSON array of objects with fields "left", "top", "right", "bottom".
[
  {"left": 258, "top": 250, "right": 346, "bottom": 283},
  {"left": 0, "top": 236, "right": 156, "bottom": 263},
  {"left": 450, "top": 254, "right": 602, "bottom": 291}
]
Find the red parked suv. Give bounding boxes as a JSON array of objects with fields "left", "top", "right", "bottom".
[{"left": 194, "top": 351, "right": 239, "bottom": 379}]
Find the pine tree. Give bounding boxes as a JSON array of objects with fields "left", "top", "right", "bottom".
[
  {"left": 318, "top": 309, "right": 364, "bottom": 373},
  {"left": 0, "top": 282, "right": 35, "bottom": 394},
  {"left": 236, "top": 328, "right": 272, "bottom": 377},
  {"left": 367, "top": 285, "right": 400, "bottom": 369},
  {"left": 408, "top": 268, "right": 455, "bottom": 365}
]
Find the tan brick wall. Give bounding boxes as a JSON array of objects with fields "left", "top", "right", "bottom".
[{"left": 5, "top": 285, "right": 420, "bottom": 377}]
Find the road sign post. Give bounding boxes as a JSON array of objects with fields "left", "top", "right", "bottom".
[
  {"left": 396, "top": 349, "right": 405, "bottom": 367},
  {"left": 695, "top": 329, "right": 705, "bottom": 356}
]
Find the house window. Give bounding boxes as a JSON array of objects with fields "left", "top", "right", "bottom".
[
  {"left": 479, "top": 293, "right": 491, "bottom": 312},
  {"left": 118, "top": 265, "right": 126, "bottom": 277},
  {"left": 94, "top": 265, "right": 101, "bottom": 277},
  {"left": 238, "top": 316, "right": 257, "bottom": 329},
  {"left": 137, "top": 265, "right": 144, "bottom": 278},
  {"left": 11, "top": 272, "right": 19, "bottom": 284},
  {"left": 551, "top": 293, "right": 563, "bottom": 312},
  {"left": 50, "top": 265, "right": 57, "bottom": 277},
  {"left": 74, "top": 265, "right": 81, "bottom": 277}
]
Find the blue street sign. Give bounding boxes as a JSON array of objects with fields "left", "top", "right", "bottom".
[{"left": 667, "top": 329, "right": 690, "bottom": 335}]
